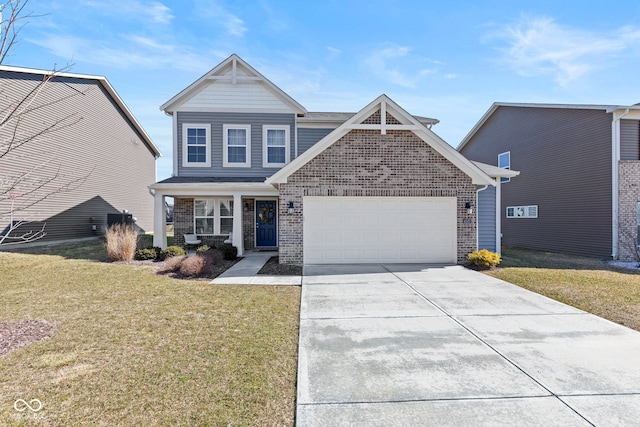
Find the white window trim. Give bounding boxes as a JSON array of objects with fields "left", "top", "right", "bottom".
[
  {"left": 498, "top": 151, "right": 511, "bottom": 183},
  {"left": 262, "top": 125, "right": 290, "bottom": 168},
  {"left": 182, "top": 123, "right": 211, "bottom": 168},
  {"left": 223, "top": 124, "right": 251, "bottom": 168},
  {"left": 194, "top": 198, "right": 234, "bottom": 236}
]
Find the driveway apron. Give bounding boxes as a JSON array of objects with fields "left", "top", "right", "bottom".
[{"left": 296, "top": 264, "right": 640, "bottom": 426}]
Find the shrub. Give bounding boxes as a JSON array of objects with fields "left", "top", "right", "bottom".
[
  {"left": 179, "top": 254, "right": 208, "bottom": 277},
  {"left": 467, "top": 249, "right": 501, "bottom": 268},
  {"left": 134, "top": 247, "right": 157, "bottom": 261},
  {"left": 219, "top": 244, "right": 238, "bottom": 260},
  {"left": 196, "top": 245, "right": 212, "bottom": 253},
  {"left": 164, "top": 255, "right": 185, "bottom": 272},
  {"left": 159, "top": 245, "right": 186, "bottom": 260},
  {"left": 105, "top": 224, "right": 138, "bottom": 261}
]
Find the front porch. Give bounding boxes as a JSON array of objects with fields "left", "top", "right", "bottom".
[{"left": 150, "top": 181, "right": 280, "bottom": 257}]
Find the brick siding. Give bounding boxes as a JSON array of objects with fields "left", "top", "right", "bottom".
[
  {"left": 278, "top": 129, "right": 477, "bottom": 265},
  {"left": 618, "top": 161, "right": 640, "bottom": 261}
]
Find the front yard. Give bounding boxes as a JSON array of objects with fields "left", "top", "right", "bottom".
[
  {"left": 0, "top": 240, "right": 300, "bottom": 426},
  {"left": 2, "top": 241, "right": 640, "bottom": 425}
]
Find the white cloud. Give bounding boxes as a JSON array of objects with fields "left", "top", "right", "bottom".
[
  {"left": 225, "top": 14, "right": 247, "bottom": 37},
  {"left": 28, "top": 33, "right": 210, "bottom": 72},
  {"left": 363, "top": 45, "right": 437, "bottom": 88},
  {"left": 492, "top": 16, "right": 640, "bottom": 86},
  {"left": 82, "top": 0, "right": 174, "bottom": 25}
]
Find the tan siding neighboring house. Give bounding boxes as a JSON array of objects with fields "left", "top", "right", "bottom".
[{"left": 0, "top": 67, "right": 160, "bottom": 244}]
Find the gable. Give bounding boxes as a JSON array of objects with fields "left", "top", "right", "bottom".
[
  {"left": 181, "top": 79, "right": 295, "bottom": 112},
  {"left": 161, "top": 54, "right": 306, "bottom": 115},
  {"left": 267, "top": 94, "right": 494, "bottom": 187},
  {"left": 288, "top": 129, "right": 474, "bottom": 192}
]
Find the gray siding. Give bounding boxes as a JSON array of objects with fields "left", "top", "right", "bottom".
[
  {"left": 0, "top": 71, "right": 157, "bottom": 242},
  {"left": 177, "top": 112, "right": 296, "bottom": 178},
  {"left": 461, "top": 107, "right": 613, "bottom": 258},
  {"left": 298, "top": 128, "right": 334, "bottom": 155},
  {"left": 477, "top": 185, "right": 496, "bottom": 252},
  {"left": 620, "top": 119, "right": 640, "bottom": 160}
]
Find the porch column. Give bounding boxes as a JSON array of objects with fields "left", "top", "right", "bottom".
[
  {"left": 233, "top": 193, "right": 244, "bottom": 256},
  {"left": 153, "top": 191, "right": 167, "bottom": 249}
]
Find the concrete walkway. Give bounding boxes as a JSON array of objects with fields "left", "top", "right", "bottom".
[
  {"left": 210, "top": 251, "right": 301, "bottom": 285},
  {"left": 296, "top": 264, "right": 640, "bottom": 426}
]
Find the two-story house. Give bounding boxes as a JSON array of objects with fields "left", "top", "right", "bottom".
[
  {"left": 150, "top": 54, "right": 517, "bottom": 266},
  {"left": 458, "top": 102, "right": 640, "bottom": 261},
  {"left": 0, "top": 66, "right": 160, "bottom": 244}
]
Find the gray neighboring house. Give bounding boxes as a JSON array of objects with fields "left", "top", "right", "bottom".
[
  {"left": 458, "top": 102, "right": 640, "bottom": 261},
  {"left": 151, "top": 54, "right": 516, "bottom": 265},
  {"left": 0, "top": 66, "right": 161, "bottom": 243}
]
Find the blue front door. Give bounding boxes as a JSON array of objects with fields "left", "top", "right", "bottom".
[{"left": 256, "top": 200, "right": 277, "bottom": 247}]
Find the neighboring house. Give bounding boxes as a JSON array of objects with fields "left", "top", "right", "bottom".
[
  {"left": 151, "top": 54, "right": 516, "bottom": 265},
  {"left": 0, "top": 66, "right": 161, "bottom": 243},
  {"left": 458, "top": 102, "right": 640, "bottom": 261}
]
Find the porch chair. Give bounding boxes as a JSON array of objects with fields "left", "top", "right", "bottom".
[
  {"left": 183, "top": 233, "right": 201, "bottom": 252},
  {"left": 223, "top": 232, "right": 233, "bottom": 245}
]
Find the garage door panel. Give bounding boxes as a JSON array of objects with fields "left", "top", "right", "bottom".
[{"left": 303, "top": 196, "right": 457, "bottom": 264}]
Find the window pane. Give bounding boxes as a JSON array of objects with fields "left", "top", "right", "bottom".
[
  {"left": 195, "top": 200, "right": 214, "bottom": 217},
  {"left": 228, "top": 129, "right": 246, "bottom": 146},
  {"left": 188, "top": 128, "right": 206, "bottom": 145},
  {"left": 498, "top": 152, "right": 510, "bottom": 169},
  {"left": 267, "top": 129, "right": 286, "bottom": 146},
  {"left": 228, "top": 146, "right": 246, "bottom": 163},
  {"left": 195, "top": 218, "right": 214, "bottom": 234},
  {"left": 267, "top": 146, "right": 286, "bottom": 164},
  {"left": 220, "top": 200, "right": 234, "bottom": 217},
  {"left": 220, "top": 218, "right": 233, "bottom": 234},
  {"left": 188, "top": 146, "right": 206, "bottom": 163}
]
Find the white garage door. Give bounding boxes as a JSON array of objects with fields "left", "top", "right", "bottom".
[{"left": 303, "top": 196, "right": 457, "bottom": 264}]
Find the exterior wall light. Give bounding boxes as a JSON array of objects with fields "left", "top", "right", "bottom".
[
  {"left": 288, "top": 201, "right": 295, "bottom": 214},
  {"left": 243, "top": 202, "right": 249, "bottom": 212},
  {"left": 465, "top": 202, "right": 473, "bottom": 214}
]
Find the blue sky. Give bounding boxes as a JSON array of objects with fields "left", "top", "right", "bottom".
[{"left": 7, "top": 0, "right": 640, "bottom": 180}]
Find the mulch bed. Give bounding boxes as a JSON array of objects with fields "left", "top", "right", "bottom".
[
  {"left": 0, "top": 320, "right": 55, "bottom": 357},
  {"left": 258, "top": 257, "right": 302, "bottom": 276},
  {"left": 113, "top": 257, "right": 241, "bottom": 280}
]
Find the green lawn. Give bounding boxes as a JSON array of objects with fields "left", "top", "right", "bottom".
[
  {"left": 487, "top": 247, "right": 640, "bottom": 331},
  {"left": 0, "top": 240, "right": 300, "bottom": 426}
]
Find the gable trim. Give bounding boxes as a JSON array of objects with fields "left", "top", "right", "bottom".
[
  {"left": 160, "top": 54, "right": 307, "bottom": 115},
  {"left": 266, "top": 94, "right": 495, "bottom": 187}
]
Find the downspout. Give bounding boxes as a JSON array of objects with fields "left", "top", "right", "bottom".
[
  {"left": 476, "top": 185, "right": 489, "bottom": 251},
  {"left": 612, "top": 108, "right": 630, "bottom": 259}
]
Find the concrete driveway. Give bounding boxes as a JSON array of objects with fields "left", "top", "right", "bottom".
[{"left": 296, "top": 264, "right": 640, "bottom": 426}]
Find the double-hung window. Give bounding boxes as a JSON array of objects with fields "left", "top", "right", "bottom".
[
  {"left": 183, "top": 124, "right": 211, "bottom": 167},
  {"left": 194, "top": 199, "right": 234, "bottom": 235},
  {"left": 498, "top": 151, "right": 511, "bottom": 183},
  {"left": 223, "top": 124, "right": 251, "bottom": 167},
  {"left": 263, "top": 125, "right": 290, "bottom": 167}
]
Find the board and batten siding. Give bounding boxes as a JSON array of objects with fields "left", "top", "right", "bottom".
[
  {"left": 460, "top": 106, "right": 613, "bottom": 258},
  {"left": 0, "top": 72, "right": 157, "bottom": 242},
  {"left": 620, "top": 119, "right": 640, "bottom": 161},
  {"left": 477, "top": 185, "right": 497, "bottom": 252},
  {"left": 297, "top": 128, "right": 334, "bottom": 155},
  {"left": 176, "top": 111, "right": 295, "bottom": 178}
]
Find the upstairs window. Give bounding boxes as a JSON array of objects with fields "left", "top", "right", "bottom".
[
  {"left": 263, "top": 125, "right": 290, "bottom": 167},
  {"left": 183, "top": 124, "right": 211, "bottom": 167},
  {"left": 223, "top": 124, "right": 251, "bottom": 167},
  {"left": 498, "top": 151, "right": 511, "bottom": 183}
]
